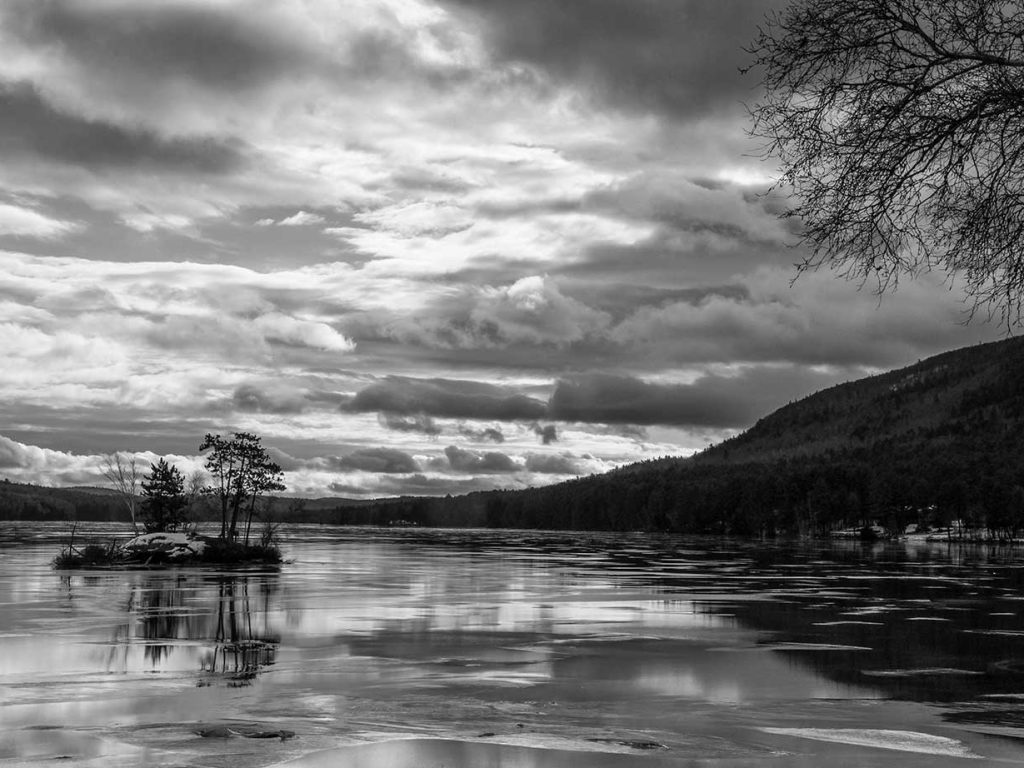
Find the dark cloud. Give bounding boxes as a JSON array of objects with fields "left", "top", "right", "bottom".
[
  {"left": 548, "top": 369, "right": 848, "bottom": 429},
  {"left": 524, "top": 453, "right": 583, "bottom": 475},
  {"left": 444, "top": 445, "right": 518, "bottom": 473},
  {"left": 328, "top": 447, "right": 420, "bottom": 474},
  {"left": 0, "top": 82, "right": 245, "bottom": 173},
  {"left": 458, "top": 425, "right": 505, "bottom": 443},
  {"left": 440, "top": 0, "right": 781, "bottom": 119},
  {"left": 533, "top": 424, "right": 558, "bottom": 445},
  {"left": 9, "top": 0, "right": 310, "bottom": 91},
  {"left": 378, "top": 412, "right": 442, "bottom": 436},
  {"left": 342, "top": 376, "right": 547, "bottom": 421},
  {"left": 231, "top": 385, "right": 346, "bottom": 415}
]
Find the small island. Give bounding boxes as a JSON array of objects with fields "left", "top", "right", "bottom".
[{"left": 54, "top": 432, "right": 285, "bottom": 569}]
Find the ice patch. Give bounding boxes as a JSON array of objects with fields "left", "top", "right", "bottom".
[
  {"left": 813, "top": 621, "right": 883, "bottom": 627},
  {"left": 862, "top": 668, "right": 983, "bottom": 677},
  {"left": 759, "top": 728, "right": 978, "bottom": 758}
]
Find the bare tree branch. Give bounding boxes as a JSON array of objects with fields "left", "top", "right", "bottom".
[
  {"left": 99, "top": 453, "right": 142, "bottom": 533},
  {"left": 747, "top": 0, "right": 1024, "bottom": 325}
]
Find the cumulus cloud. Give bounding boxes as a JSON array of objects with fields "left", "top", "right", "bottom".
[
  {"left": 329, "top": 447, "right": 421, "bottom": 474},
  {"left": 471, "top": 276, "right": 611, "bottom": 346},
  {"left": 343, "top": 376, "right": 547, "bottom": 420},
  {"left": 444, "top": 444, "right": 518, "bottom": 473},
  {"left": 253, "top": 313, "right": 355, "bottom": 352}
]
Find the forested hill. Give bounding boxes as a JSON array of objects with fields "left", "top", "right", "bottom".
[
  {"left": 700, "top": 336, "right": 1024, "bottom": 465},
  {"left": 359, "top": 336, "right": 1024, "bottom": 536}
]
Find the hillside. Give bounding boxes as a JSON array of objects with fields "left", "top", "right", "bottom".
[
  {"left": 701, "top": 337, "right": 1024, "bottom": 465},
  {"left": 361, "top": 336, "right": 1024, "bottom": 536}
]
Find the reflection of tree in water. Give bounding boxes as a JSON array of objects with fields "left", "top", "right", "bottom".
[
  {"left": 108, "top": 574, "right": 280, "bottom": 686},
  {"left": 199, "top": 578, "right": 279, "bottom": 687}
]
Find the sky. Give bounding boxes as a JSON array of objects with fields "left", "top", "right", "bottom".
[{"left": 0, "top": 0, "right": 1003, "bottom": 498}]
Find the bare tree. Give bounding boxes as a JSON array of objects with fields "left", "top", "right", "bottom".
[
  {"left": 100, "top": 453, "right": 142, "bottom": 533},
  {"left": 746, "top": 0, "right": 1024, "bottom": 323}
]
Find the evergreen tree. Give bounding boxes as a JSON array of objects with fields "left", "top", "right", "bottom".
[{"left": 141, "top": 458, "right": 186, "bottom": 532}]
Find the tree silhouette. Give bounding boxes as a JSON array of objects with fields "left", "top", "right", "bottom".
[
  {"left": 747, "top": 0, "right": 1024, "bottom": 322},
  {"left": 141, "top": 458, "right": 187, "bottom": 532},
  {"left": 199, "top": 433, "right": 284, "bottom": 540}
]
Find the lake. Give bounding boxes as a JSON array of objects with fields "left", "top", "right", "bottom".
[{"left": 4, "top": 523, "right": 1024, "bottom": 766}]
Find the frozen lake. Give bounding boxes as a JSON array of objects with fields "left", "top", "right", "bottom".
[{"left": 4, "top": 523, "right": 1024, "bottom": 766}]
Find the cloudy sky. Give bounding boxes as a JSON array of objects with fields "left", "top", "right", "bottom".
[{"left": 0, "top": 0, "right": 1002, "bottom": 497}]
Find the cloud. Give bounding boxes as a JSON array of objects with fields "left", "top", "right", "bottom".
[
  {"left": 375, "top": 276, "right": 613, "bottom": 351},
  {"left": 342, "top": 376, "right": 547, "bottom": 420},
  {"left": 444, "top": 444, "right": 518, "bottom": 473},
  {"left": 232, "top": 384, "right": 307, "bottom": 415},
  {"left": 548, "top": 368, "right": 848, "bottom": 429},
  {"left": 378, "top": 412, "right": 442, "bottom": 436},
  {"left": 471, "top": 276, "right": 611, "bottom": 346},
  {"left": 0, "top": 202, "right": 78, "bottom": 239},
  {"left": 6, "top": 1, "right": 315, "bottom": 94},
  {"left": 258, "top": 210, "right": 327, "bottom": 227},
  {"left": 439, "top": 0, "right": 781, "bottom": 120},
  {"left": 524, "top": 452, "right": 583, "bottom": 475},
  {"left": 533, "top": 424, "right": 558, "bottom": 444},
  {"left": 329, "top": 447, "right": 421, "bottom": 474},
  {"left": 230, "top": 383, "right": 349, "bottom": 415},
  {"left": 458, "top": 424, "right": 505, "bottom": 443},
  {"left": 609, "top": 267, "right": 998, "bottom": 368},
  {"left": 0, "top": 81, "right": 245, "bottom": 173},
  {"left": 253, "top": 312, "right": 355, "bottom": 352}
]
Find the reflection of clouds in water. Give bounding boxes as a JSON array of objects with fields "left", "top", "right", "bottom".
[{"left": 287, "top": 596, "right": 726, "bottom": 637}]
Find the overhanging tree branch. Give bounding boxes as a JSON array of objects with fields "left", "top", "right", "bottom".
[{"left": 747, "top": 0, "right": 1024, "bottom": 324}]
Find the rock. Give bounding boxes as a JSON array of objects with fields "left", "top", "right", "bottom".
[{"left": 123, "top": 532, "right": 207, "bottom": 561}]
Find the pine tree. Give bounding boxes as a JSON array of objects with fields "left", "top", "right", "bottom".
[{"left": 141, "top": 458, "right": 186, "bottom": 532}]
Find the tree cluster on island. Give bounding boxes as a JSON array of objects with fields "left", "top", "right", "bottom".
[{"left": 52, "top": 432, "right": 285, "bottom": 568}]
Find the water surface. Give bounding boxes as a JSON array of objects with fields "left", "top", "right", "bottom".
[{"left": 4, "top": 524, "right": 1024, "bottom": 766}]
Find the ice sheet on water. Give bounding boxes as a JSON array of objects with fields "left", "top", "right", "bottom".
[{"left": 759, "top": 728, "right": 978, "bottom": 758}]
